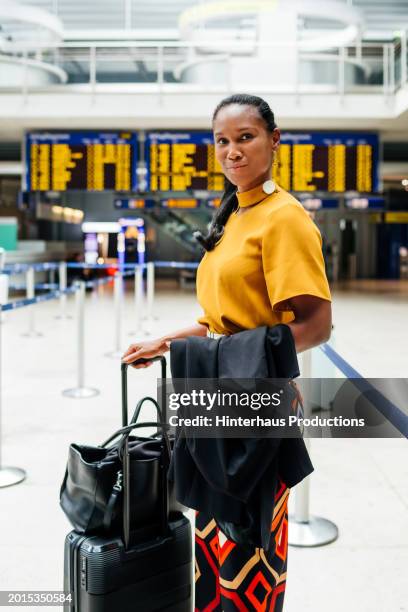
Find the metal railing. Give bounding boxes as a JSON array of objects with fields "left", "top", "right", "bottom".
[{"left": 1, "top": 36, "right": 407, "bottom": 97}]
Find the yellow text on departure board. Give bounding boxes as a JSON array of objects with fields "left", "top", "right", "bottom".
[
  {"left": 273, "top": 144, "right": 291, "bottom": 191},
  {"left": 52, "top": 144, "right": 83, "bottom": 191},
  {"left": 207, "top": 144, "right": 225, "bottom": 191},
  {"left": 292, "top": 145, "right": 324, "bottom": 191},
  {"left": 30, "top": 143, "right": 50, "bottom": 191},
  {"left": 30, "top": 142, "right": 131, "bottom": 191},
  {"left": 87, "top": 144, "right": 131, "bottom": 191},
  {"left": 149, "top": 142, "right": 223, "bottom": 191},
  {"left": 328, "top": 144, "right": 346, "bottom": 192},
  {"left": 356, "top": 144, "right": 372, "bottom": 192}
]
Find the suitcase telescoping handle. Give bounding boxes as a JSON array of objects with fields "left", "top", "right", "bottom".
[{"left": 121, "top": 355, "right": 167, "bottom": 427}]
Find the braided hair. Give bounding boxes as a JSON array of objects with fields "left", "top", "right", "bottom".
[{"left": 194, "top": 93, "right": 277, "bottom": 252}]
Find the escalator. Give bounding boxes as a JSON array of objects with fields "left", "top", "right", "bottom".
[{"left": 141, "top": 207, "right": 213, "bottom": 260}]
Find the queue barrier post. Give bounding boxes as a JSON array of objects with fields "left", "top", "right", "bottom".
[
  {"left": 0, "top": 248, "right": 6, "bottom": 322},
  {"left": 62, "top": 281, "right": 99, "bottom": 399},
  {"left": 49, "top": 265, "right": 56, "bottom": 288},
  {"left": 56, "top": 261, "right": 71, "bottom": 320},
  {"left": 145, "top": 261, "right": 157, "bottom": 326},
  {"left": 312, "top": 324, "right": 337, "bottom": 412},
  {"left": 288, "top": 348, "right": 339, "bottom": 547},
  {"left": 105, "top": 272, "right": 124, "bottom": 359},
  {"left": 0, "top": 276, "right": 8, "bottom": 324},
  {"left": 0, "top": 303, "right": 26, "bottom": 488},
  {"left": 129, "top": 264, "right": 145, "bottom": 337},
  {"left": 22, "top": 267, "right": 42, "bottom": 338}
]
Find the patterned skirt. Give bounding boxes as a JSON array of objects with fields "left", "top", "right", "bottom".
[{"left": 194, "top": 480, "right": 290, "bottom": 612}]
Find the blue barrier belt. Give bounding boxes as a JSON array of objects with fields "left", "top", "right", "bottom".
[
  {"left": 4, "top": 262, "right": 59, "bottom": 274},
  {"left": 153, "top": 261, "right": 198, "bottom": 269},
  {"left": 0, "top": 285, "right": 77, "bottom": 312},
  {"left": 83, "top": 270, "right": 133, "bottom": 289},
  {"left": 8, "top": 283, "right": 59, "bottom": 291},
  {"left": 66, "top": 263, "right": 148, "bottom": 269},
  {"left": 320, "top": 343, "right": 408, "bottom": 438},
  {"left": 84, "top": 277, "right": 112, "bottom": 289},
  {"left": 4, "top": 260, "right": 199, "bottom": 272},
  {"left": 2, "top": 259, "right": 406, "bottom": 438},
  {"left": 320, "top": 343, "right": 362, "bottom": 379},
  {"left": 2, "top": 271, "right": 132, "bottom": 305}
]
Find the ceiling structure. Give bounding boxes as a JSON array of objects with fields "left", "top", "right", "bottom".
[
  {"left": 1, "top": 0, "right": 407, "bottom": 143},
  {"left": 20, "top": 0, "right": 408, "bottom": 38}
]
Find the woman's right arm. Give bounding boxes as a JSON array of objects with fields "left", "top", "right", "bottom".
[{"left": 121, "top": 322, "right": 208, "bottom": 368}]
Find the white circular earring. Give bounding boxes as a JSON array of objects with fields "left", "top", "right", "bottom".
[{"left": 262, "top": 179, "right": 276, "bottom": 195}]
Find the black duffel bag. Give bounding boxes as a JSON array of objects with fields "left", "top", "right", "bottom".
[{"left": 60, "top": 395, "right": 186, "bottom": 536}]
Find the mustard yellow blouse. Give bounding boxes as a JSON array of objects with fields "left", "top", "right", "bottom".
[{"left": 196, "top": 182, "right": 331, "bottom": 335}]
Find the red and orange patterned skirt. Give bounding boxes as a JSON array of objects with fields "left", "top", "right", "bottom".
[{"left": 194, "top": 480, "right": 290, "bottom": 612}]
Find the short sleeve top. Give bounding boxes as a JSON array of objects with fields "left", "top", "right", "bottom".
[{"left": 196, "top": 182, "right": 331, "bottom": 335}]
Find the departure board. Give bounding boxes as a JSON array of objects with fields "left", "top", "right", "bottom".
[
  {"left": 146, "top": 131, "right": 379, "bottom": 194},
  {"left": 146, "top": 132, "right": 225, "bottom": 192},
  {"left": 26, "top": 132, "right": 137, "bottom": 191},
  {"left": 25, "top": 130, "right": 379, "bottom": 194},
  {"left": 273, "top": 132, "right": 379, "bottom": 193}
]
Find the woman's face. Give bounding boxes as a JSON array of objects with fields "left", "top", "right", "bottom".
[{"left": 213, "top": 103, "right": 280, "bottom": 192}]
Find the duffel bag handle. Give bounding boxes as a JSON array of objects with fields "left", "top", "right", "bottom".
[
  {"left": 101, "top": 420, "right": 171, "bottom": 460},
  {"left": 130, "top": 396, "right": 162, "bottom": 426}
]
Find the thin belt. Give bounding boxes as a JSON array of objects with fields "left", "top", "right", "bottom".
[{"left": 207, "top": 330, "right": 227, "bottom": 339}]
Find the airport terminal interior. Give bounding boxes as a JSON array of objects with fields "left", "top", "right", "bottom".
[{"left": 0, "top": 0, "right": 407, "bottom": 610}]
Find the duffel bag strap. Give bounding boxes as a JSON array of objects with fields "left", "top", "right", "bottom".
[{"left": 103, "top": 470, "right": 123, "bottom": 532}]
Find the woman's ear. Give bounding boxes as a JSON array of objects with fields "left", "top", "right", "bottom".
[{"left": 271, "top": 127, "right": 281, "bottom": 153}]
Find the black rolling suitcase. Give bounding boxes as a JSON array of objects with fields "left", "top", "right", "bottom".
[{"left": 63, "top": 357, "right": 193, "bottom": 612}]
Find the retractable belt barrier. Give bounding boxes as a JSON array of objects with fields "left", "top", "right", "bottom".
[
  {"left": 289, "top": 350, "right": 339, "bottom": 548},
  {"left": 0, "top": 283, "right": 78, "bottom": 489},
  {"left": 4, "top": 260, "right": 198, "bottom": 272},
  {"left": 3, "top": 262, "right": 59, "bottom": 274},
  {"left": 1, "top": 258, "right": 407, "bottom": 520},
  {"left": 66, "top": 262, "right": 148, "bottom": 270},
  {"left": 291, "top": 343, "right": 408, "bottom": 550},
  {"left": 66, "top": 260, "right": 198, "bottom": 332},
  {"left": 0, "top": 285, "right": 77, "bottom": 312},
  {"left": 8, "top": 283, "right": 59, "bottom": 291},
  {"left": 153, "top": 261, "right": 199, "bottom": 269},
  {"left": 4, "top": 262, "right": 68, "bottom": 331},
  {"left": 320, "top": 343, "right": 408, "bottom": 438},
  {"left": 56, "top": 261, "right": 69, "bottom": 321},
  {"left": 62, "top": 281, "right": 99, "bottom": 400},
  {"left": 0, "top": 261, "right": 196, "bottom": 490},
  {"left": 104, "top": 270, "right": 135, "bottom": 358},
  {"left": 0, "top": 274, "right": 115, "bottom": 489},
  {"left": 5, "top": 260, "right": 200, "bottom": 332}
]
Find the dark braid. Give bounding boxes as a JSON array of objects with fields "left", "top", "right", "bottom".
[
  {"left": 193, "top": 178, "right": 238, "bottom": 251},
  {"left": 194, "top": 93, "right": 277, "bottom": 252}
]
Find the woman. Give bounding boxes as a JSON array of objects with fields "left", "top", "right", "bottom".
[{"left": 122, "top": 93, "right": 332, "bottom": 611}]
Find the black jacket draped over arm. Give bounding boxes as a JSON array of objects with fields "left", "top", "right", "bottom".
[{"left": 167, "top": 324, "right": 314, "bottom": 551}]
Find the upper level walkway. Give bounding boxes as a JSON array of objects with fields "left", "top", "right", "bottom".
[{"left": 0, "top": 38, "right": 408, "bottom": 138}]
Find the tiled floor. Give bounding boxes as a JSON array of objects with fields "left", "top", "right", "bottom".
[{"left": 0, "top": 279, "right": 407, "bottom": 611}]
